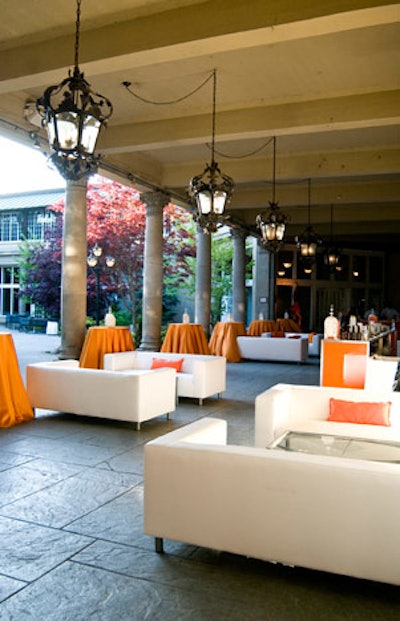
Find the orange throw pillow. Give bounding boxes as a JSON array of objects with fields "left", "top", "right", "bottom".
[
  {"left": 328, "top": 398, "right": 391, "bottom": 426},
  {"left": 271, "top": 331, "right": 285, "bottom": 338},
  {"left": 150, "top": 357, "right": 184, "bottom": 372}
]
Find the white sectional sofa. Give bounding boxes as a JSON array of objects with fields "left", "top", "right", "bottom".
[
  {"left": 255, "top": 382, "right": 400, "bottom": 447},
  {"left": 104, "top": 351, "right": 226, "bottom": 405},
  {"left": 26, "top": 359, "right": 176, "bottom": 430},
  {"left": 144, "top": 416, "right": 400, "bottom": 585},
  {"left": 237, "top": 335, "right": 308, "bottom": 363}
]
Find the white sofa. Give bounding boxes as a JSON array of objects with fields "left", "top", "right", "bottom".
[
  {"left": 144, "top": 416, "right": 400, "bottom": 585},
  {"left": 26, "top": 359, "right": 176, "bottom": 430},
  {"left": 282, "top": 332, "right": 323, "bottom": 356},
  {"left": 104, "top": 351, "right": 226, "bottom": 405},
  {"left": 237, "top": 335, "right": 308, "bottom": 363},
  {"left": 255, "top": 382, "right": 400, "bottom": 448}
]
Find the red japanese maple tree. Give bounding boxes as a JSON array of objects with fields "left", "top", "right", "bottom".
[{"left": 20, "top": 176, "right": 195, "bottom": 334}]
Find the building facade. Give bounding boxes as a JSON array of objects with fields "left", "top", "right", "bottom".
[{"left": 0, "top": 189, "right": 63, "bottom": 322}]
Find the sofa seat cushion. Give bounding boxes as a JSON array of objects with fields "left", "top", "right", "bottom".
[{"left": 176, "top": 372, "right": 195, "bottom": 396}]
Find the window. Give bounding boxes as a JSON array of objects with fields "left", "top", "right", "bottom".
[
  {"left": 27, "top": 210, "right": 56, "bottom": 240},
  {"left": 0, "top": 213, "right": 21, "bottom": 241},
  {"left": 0, "top": 266, "right": 20, "bottom": 315}
]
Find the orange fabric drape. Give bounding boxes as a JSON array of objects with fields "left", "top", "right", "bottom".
[
  {"left": 209, "top": 321, "right": 246, "bottom": 362},
  {"left": 0, "top": 334, "right": 34, "bottom": 428},
  {"left": 247, "top": 319, "right": 301, "bottom": 336},
  {"left": 161, "top": 324, "right": 210, "bottom": 355},
  {"left": 79, "top": 326, "right": 135, "bottom": 369},
  {"left": 275, "top": 318, "right": 301, "bottom": 333},
  {"left": 247, "top": 320, "right": 276, "bottom": 336}
]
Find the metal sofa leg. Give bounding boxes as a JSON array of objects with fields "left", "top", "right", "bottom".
[
  {"left": 155, "top": 537, "right": 164, "bottom": 553},
  {"left": 166, "top": 412, "right": 170, "bottom": 421},
  {"left": 136, "top": 421, "right": 141, "bottom": 431},
  {"left": 199, "top": 397, "right": 203, "bottom": 406}
]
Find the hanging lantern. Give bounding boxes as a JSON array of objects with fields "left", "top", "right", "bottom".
[
  {"left": 36, "top": 0, "right": 112, "bottom": 180},
  {"left": 295, "top": 178, "right": 322, "bottom": 262},
  {"left": 324, "top": 205, "right": 341, "bottom": 270},
  {"left": 256, "top": 137, "right": 288, "bottom": 253},
  {"left": 188, "top": 70, "right": 234, "bottom": 233}
]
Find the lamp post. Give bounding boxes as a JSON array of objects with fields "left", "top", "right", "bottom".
[{"left": 87, "top": 244, "right": 115, "bottom": 325}]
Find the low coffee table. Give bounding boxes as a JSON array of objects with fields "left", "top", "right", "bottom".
[{"left": 270, "top": 431, "right": 400, "bottom": 463}]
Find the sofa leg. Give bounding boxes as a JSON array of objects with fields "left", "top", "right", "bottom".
[
  {"left": 136, "top": 421, "right": 141, "bottom": 431},
  {"left": 166, "top": 412, "right": 170, "bottom": 421},
  {"left": 199, "top": 398, "right": 203, "bottom": 406},
  {"left": 155, "top": 537, "right": 164, "bottom": 553}
]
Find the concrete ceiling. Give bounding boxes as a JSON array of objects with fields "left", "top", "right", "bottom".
[{"left": 0, "top": 0, "right": 399, "bottom": 250}]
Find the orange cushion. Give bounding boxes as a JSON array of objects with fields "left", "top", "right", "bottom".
[
  {"left": 150, "top": 357, "right": 184, "bottom": 372},
  {"left": 271, "top": 331, "right": 285, "bottom": 338},
  {"left": 288, "top": 335, "right": 301, "bottom": 339},
  {"left": 328, "top": 398, "right": 391, "bottom": 426}
]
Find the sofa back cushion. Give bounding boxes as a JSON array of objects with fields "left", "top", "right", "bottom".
[
  {"left": 151, "top": 357, "right": 184, "bottom": 372},
  {"left": 328, "top": 398, "right": 391, "bottom": 426}
]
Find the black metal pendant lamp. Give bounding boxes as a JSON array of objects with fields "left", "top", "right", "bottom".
[
  {"left": 256, "top": 137, "right": 288, "bottom": 253},
  {"left": 36, "top": 0, "right": 113, "bottom": 180},
  {"left": 295, "top": 178, "right": 322, "bottom": 261},
  {"left": 188, "top": 70, "right": 234, "bottom": 233}
]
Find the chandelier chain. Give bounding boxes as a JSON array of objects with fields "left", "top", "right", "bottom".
[
  {"left": 74, "top": 0, "right": 82, "bottom": 70},
  {"left": 122, "top": 71, "right": 214, "bottom": 106},
  {"left": 271, "top": 136, "right": 276, "bottom": 204},
  {"left": 211, "top": 69, "right": 216, "bottom": 163}
]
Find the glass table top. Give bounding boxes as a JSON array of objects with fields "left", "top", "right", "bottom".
[{"left": 270, "top": 431, "right": 400, "bottom": 463}]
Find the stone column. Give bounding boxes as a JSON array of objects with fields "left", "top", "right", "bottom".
[
  {"left": 195, "top": 225, "right": 211, "bottom": 337},
  {"left": 252, "top": 238, "right": 275, "bottom": 320},
  {"left": 140, "top": 191, "right": 169, "bottom": 350},
  {"left": 60, "top": 178, "right": 88, "bottom": 359},
  {"left": 232, "top": 229, "right": 247, "bottom": 324}
]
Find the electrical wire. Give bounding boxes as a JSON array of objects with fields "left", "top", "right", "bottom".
[{"left": 121, "top": 71, "right": 214, "bottom": 106}]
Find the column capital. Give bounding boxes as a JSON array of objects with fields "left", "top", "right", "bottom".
[
  {"left": 230, "top": 227, "right": 247, "bottom": 241},
  {"left": 142, "top": 190, "right": 170, "bottom": 213}
]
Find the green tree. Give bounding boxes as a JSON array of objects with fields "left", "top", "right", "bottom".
[{"left": 19, "top": 176, "right": 196, "bottom": 339}]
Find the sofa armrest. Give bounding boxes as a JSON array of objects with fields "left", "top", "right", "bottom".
[
  {"left": 147, "top": 417, "right": 227, "bottom": 447},
  {"left": 104, "top": 351, "right": 137, "bottom": 371},
  {"left": 255, "top": 383, "right": 293, "bottom": 447},
  {"left": 191, "top": 356, "right": 226, "bottom": 397}
]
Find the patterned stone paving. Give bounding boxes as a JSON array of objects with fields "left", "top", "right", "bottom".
[{"left": 0, "top": 330, "right": 399, "bottom": 620}]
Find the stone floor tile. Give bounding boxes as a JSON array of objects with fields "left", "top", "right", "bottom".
[
  {"left": 96, "top": 445, "right": 145, "bottom": 476},
  {"left": 0, "top": 516, "right": 92, "bottom": 582},
  {"left": 64, "top": 486, "right": 151, "bottom": 549},
  {"left": 0, "top": 460, "right": 84, "bottom": 507},
  {"left": 0, "top": 575, "right": 27, "bottom": 603},
  {"left": 0, "top": 451, "right": 35, "bottom": 472},
  {"left": 0, "top": 561, "right": 272, "bottom": 621},
  {"left": 3, "top": 434, "right": 133, "bottom": 467},
  {"left": 72, "top": 540, "right": 400, "bottom": 620},
  {"left": 0, "top": 469, "right": 141, "bottom": 528}
]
